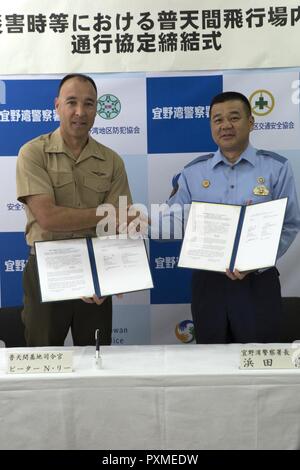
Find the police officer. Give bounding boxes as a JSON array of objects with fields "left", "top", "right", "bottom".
[{"left": 168, "top": 91, "right": 300, "bottom": 343}]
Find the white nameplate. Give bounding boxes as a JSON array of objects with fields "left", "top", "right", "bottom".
[
  {"left": 240, "top": 347, "right": 300, "bottom": 370},
  {"left": 6, "top": 350, "right": 73, "bottom": 374}
]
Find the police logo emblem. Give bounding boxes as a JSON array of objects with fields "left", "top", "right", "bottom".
[{"left": 253, "top": 185, "right": 269, "bottom": 196}]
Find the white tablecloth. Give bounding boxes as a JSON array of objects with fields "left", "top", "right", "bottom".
[{"left": 0, "top": 344, "right": 300, "bottom": 450}]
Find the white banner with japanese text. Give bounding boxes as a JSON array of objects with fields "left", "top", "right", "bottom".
[{"left": 1, "top": 0, "right": 300, "bottom": 74}]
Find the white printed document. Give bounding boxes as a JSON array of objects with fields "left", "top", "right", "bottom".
[
  {"left": 178, "top": 198, "right": 287, "bottom": 273},
  {"left": 35, "top": 236, "right": 153, "bottom": 302}
]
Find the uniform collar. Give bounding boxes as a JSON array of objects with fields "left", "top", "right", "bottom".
[
  {"left": 45, "top": 128, "right": 106, "bottom": 162},
  {"left": 211, "top": 143, "right": 256, "bottom": 168}
]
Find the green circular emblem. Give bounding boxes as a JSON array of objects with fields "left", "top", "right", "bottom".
[
  {"left": 249, "top": 89, "right": 275, "bottom": 117},
  {"left": 97, "top": 94, "right": 121, "bottom": 119}
]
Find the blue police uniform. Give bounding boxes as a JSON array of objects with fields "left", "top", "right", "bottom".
[{"left": 168, "top": 144, "right": 300, "bottom": 343}]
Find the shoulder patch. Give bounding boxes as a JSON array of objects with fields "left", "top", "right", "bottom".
[
  {"left": 257, "top": 149, "right": 287, "bottom": 164},
  {"left": 184, "top": 153, "right": 214, "bottom": 169},
  {"left": 169, "top": 153, "right": 214, "bottom": 198}
]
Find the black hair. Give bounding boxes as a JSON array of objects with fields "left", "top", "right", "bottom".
[
  {"left": 58, "top": 73, "right": 97, "bottom": 95},
  {"left": 209, "top": 91, "right": 252, "bottom": 117}
]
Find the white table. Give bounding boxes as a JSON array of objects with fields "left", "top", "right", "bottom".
[{"left": 0, "top": 344, "right": 300, "bottom": 450}]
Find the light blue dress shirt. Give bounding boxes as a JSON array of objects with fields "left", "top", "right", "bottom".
[{"left": 166, "top": 144, "right": 300, "bottom": 259}]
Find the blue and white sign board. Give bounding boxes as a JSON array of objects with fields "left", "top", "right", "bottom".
[{"left": 1, "top": 70, "right": 300, "bottom": 344}]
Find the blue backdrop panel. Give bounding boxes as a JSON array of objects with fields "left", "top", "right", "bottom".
[
  {"left": 0, "top": 79, "right": 59, "bottom": 156},
  {"left": 150, "top": 240, "right": 192, "bottom": 304},
  {"left": 146, "top": 75, "right": 223, "bottom": 154},
  {"left": 0, "top": 232, "right": 28, "bottom": 307}
]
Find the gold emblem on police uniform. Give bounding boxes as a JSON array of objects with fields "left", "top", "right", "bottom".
[
  {"left": 202, "top": 179, "right": 210, "bottom": 188},
  {"left": 257, "top": 176, "right": 265, "bottom": 184},
  {"left": 253, "top": 185, "right": 269, "bottom": 196}
]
